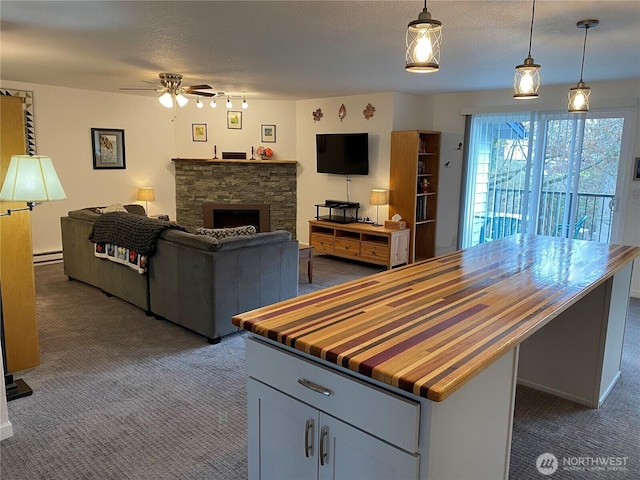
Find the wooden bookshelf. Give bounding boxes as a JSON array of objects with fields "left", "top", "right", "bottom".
[{"left": 389, "top": 130, "right": 441, "bottom": 263}]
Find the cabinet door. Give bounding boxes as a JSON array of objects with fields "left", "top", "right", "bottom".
[
  {"left": 318, "top": 414, "right": 419, "bottom": 480},
  {"left": 249, "top": 379, "right": 318, "bottom": 480}
]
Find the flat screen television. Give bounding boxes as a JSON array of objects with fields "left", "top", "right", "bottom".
[{"left": 316, "top": 133, "right": 369, "bottom": 175}]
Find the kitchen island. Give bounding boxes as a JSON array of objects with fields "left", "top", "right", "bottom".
[{"left": 233, "top": 235, "right": 639, "bottom": 479}]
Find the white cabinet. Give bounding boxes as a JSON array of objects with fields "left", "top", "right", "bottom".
[
  {"left": 249, "top": 379, "right": 419, "bottom": 480},
  {"left": 247, "top": 338, "right": 420, "bottom": 480}
]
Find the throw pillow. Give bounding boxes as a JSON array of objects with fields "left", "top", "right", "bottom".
[
  {"left": 96, "top": 203, "right": 128, "bottom": 214},
  {"left": 195, "top": 225, "right": 257, "bottom": 239}
]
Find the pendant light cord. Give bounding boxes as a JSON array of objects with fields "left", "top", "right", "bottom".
[
  {"left": 527, "top": 0, "right": 536, "bottom": 56},
  {"left": 579, "top": 25, "right": 589, "bottom": 82}
]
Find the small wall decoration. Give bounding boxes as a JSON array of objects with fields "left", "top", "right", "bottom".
[
  {"left": 227, "top": 111, "right": 242, "bottom": 129},
  {"left": 635, "top": 158, "right": 640, "bottom": 181},
  {"left": 363, "top": 103, "right": 375, "bottom": 120},
  {"left": 261, "top": 124, "right": 276, "bottom": 143},
  {"left": 338, "top": 103, "right": 347, "bottom": 122},
  {"left": 192, "top": 123, "right": 207, "bottom": 142},
  {"left": 91, "top": 128, "right": 126, "bottom": 169},
  {"left": 312, "top": 108, "right": 323, "bottom": 122},
  {"left": 0, "top": 88, "right": 36, "bottom": 155}
]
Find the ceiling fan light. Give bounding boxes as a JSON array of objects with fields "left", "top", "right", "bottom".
[
  {"left": 175, "top": 94, "right": 189, "bottom": 108},
  {"left": 242, "top": 98, "right": 248, "bottom": 109},
  {"left": 568, "top": 82, "right": 591, "bottom": 113},
  {"left": 405, "top": 6, "right": 442, "bottom": 73},
  {"left": 158, "top": 92, "right": 173, "bottom": 108},
  {"left": 210, "top": 100, "right": 217, "bottom": 108},
  {"left": 514, "top": 56, "right": 541, "bottom": 99},
  {"left": 226, "top": 97, "right": 232, "bottom": 108}
]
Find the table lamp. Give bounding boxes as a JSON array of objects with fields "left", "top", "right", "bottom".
[
  {"left": 369, "top": 189, "right": 388, "bottom": 226},
  {"left": 136, "top": 186, "right": 155, "bottom": 214},
  {"left": 1, "top": 154, "right": 66, "bottom": 401}
]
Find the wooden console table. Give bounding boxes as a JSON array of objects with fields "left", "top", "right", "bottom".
[
  {"left": 308, "top": 220, "right": 409, "bottom": 269},
  {"left": 234, "top": 235, "right": 640, "bottom": 479}
]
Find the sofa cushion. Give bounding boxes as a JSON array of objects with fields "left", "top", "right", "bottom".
[
  {"left": 195, "top": 225, "right": 257, "bottom": 239},
  {"left": 97, "top": 203, "right": 128, "bottom": 214}
]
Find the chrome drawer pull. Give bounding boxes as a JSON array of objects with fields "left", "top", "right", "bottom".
[
  {"left": 304, "top": 418, "right": 314, "bottom": 458},
  {"left": 298, "top": 378, "right": 332, "bottom": 396}
]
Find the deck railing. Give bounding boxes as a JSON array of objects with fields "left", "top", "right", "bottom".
[{"left": 487, "top": 188, "right": 614, "bottom": 242}]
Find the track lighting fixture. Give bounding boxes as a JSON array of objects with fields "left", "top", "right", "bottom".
[
  {"left": 210, "top": 100, "right": 217, "bottom": 108},
  {"left": 196, "top": 97, "right": 203, "bottom": 108},
  {"left": 405, "top": 0, "right": 442, "bottom": 72},
  {"left": 568, "top": 19, "right": 598, "bottom": 113},
  {"left": 226, "top": 97, "right": 233, "bottom": 108},
  {"left": 514, "top": 0, "right": 541, "bottom": 99},
  {"left": 242, "top": 97, "right": 248, "bottom": 109}
]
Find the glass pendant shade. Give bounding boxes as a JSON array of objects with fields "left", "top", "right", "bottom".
[
  {"left": 158, "top": 92, "right": 173, "bottom": 108},
  {"left": 568, "top": 20, "right": 598, "bottom": 113},
  {"left": 405, "top": 7, "right": 442, "bottom": 72},
  {"left": 175, "top": 94, "right": 189, "bottom": 107},
  {"left": 568, "top": 82, "right": 591, "bottom": 113},
  {"left": 514, "top": 56, "right": 541, "bottom": 99}
]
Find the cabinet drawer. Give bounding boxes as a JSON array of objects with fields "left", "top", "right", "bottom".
[
  {"left": 246, "top": 337, "right": 420, "bottom": 453},
  {"left": 360, "top": 242, "right": 389, "bottom": 262},
  {"left": 310, "top": 233, "right": 334, "bottom": 253},
  {"left": 334, "top": 238, "right": 360, "bottom": 257}
]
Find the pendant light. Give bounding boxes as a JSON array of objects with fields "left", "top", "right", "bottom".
[
  {"left": 568, "top": 19, "right": 598, "bottom": 113},
  {"left": 405, "top": 0, "right": 442, "bottom": 72},
  {"left": 513, "top": 0, "right": 541, "bottom": 99}
]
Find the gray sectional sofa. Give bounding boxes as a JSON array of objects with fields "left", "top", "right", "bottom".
[{"left": 60, "top": 205, "right": 298, "bottom": 343}]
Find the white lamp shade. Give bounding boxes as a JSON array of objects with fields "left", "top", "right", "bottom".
[
  {"left": 175, "top": 94, "right": 189, "bottom": 107},
  {"left": 136, "top": 186, "right": 155, "bottom": 202},
  {"left": 369, "top": 189, "right": 388, "bottom": 205},
  {"left": 0, "top": 155, "right": 66, "bottom": 202},
  {"left": 158, "top": 92, "right": 173, "bottom": 108}
]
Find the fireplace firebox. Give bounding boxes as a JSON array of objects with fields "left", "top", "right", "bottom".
[{"left": 203, "top": 203, "right": 270, "bottom": 232}]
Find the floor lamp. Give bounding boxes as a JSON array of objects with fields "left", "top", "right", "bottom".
[
  {"left": 369, "top": 189, "right": 388, "bottom": 226},
  {"left": 1, "top": 155, "right": 66, "bottom": 401}
]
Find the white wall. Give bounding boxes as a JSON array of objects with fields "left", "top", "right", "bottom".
[{"left": 295, "top": 93, "right": 395, "bottom": 244}]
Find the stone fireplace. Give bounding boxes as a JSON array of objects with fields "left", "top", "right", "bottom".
[{"left": 172, "top": 158, "right": 297, "bottom": 236}]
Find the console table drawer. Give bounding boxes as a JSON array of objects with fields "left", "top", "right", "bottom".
[
  {"left": 361, "top": 242, "right": 390, "bottom": 262},
  {"left": 311, "top": 233, "right": 334, "bottom": 253},
  {"left": 334, "top": 237, "right": 360, "bottom": 257}
]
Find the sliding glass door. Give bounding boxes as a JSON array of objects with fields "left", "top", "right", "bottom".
[{"left": 460, "top": 110, "right": 629, "bottom": 248}]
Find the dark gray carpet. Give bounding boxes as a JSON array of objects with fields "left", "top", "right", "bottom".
[{"left": 1, "top": 256, "right": 638, "bottom": 479}]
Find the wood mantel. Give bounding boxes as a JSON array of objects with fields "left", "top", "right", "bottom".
[{"left": 172, "top": 158, "right": 297, "bottom": 165}]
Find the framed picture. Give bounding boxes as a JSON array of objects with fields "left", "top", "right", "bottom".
[
  {"left": 261, "top": 124, "right": 276, "bottom": 143},
  {"left": 635, "top": 157, "right": 640, "bottom": 181},
  {"left": 91, "top": 128, "right": 125, "bottom": 169},
  {"left": 192, "top": 123, "right": 207, "bottom": 142},
  {"left": 227, "top": 111, "right": 242, "bottom": 129}
]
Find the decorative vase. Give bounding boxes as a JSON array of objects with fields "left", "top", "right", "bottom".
[{"left": 261, "top": 154, "right": 270, "bottom": 160}]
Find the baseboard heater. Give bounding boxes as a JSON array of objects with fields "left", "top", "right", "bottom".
[{"left": 33, "top": 250, "right": 63, "bottom": 265}]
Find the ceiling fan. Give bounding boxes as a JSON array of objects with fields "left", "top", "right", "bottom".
[{"left": 121, "top": 73, "right": 225, "bottom": 108}]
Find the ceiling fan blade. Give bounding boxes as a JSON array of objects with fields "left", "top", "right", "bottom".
[
  {"left": 119, "top": 87, "right": 160, "bottom": 91},
  {"left": 188, "top": 91, "right": 215, "bottom": 97},
  {"left": 142, "top": 80, "right": 162, "bottom": 86},
  {"left": 184, "top": 84, "right": 212, "bottom": 91}
]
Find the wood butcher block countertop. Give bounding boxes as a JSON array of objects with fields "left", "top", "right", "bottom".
[{"left": 233, "top": 235, "right": 640, "bottom": 402}]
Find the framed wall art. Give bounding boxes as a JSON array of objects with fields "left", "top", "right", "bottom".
[
  {"left": 192, "top": 123, "right": 207, "bottom": 142},
  {"left": 634, "top": 157, "right": 640, "bottom": 181},
  {"left": 227, "top": 111, "right": 242, "bottom": 129},
  {"left": 261, "top": 124, "right": 276, "bottom": 143},
  {"left": 91, "top": 128, "right": 126, "bottom": 169}
]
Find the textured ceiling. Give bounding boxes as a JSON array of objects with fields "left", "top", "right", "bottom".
[{"left": 1, "top": 1, "right": 639, "bottom": 100}]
